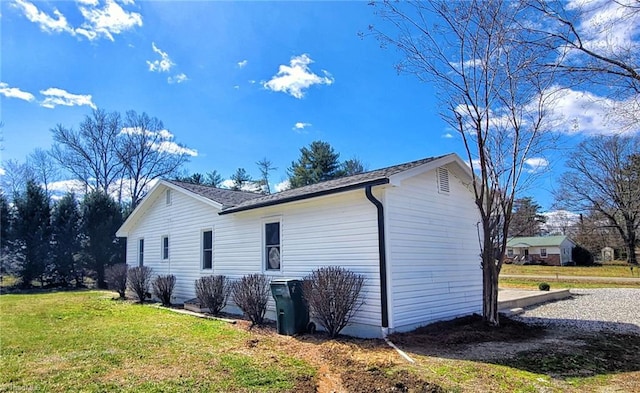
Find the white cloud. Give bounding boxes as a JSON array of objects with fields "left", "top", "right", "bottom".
[
  {"left": 13, "top": 0, "right": 142, "bottom": 41},
  {"left": 220, "top": 179, "right": 261, "bottom": 192},
  {"left": 120, "top": 127, "right": 198, "bottom": 157},
  {"left": 263, "top": 54, "right": 334, "bottom": 99},
  {"left": 237, "top": 60, "right": 248, "bottom": 68},
  {"left": 567, "top": 0, "right": 640, "bottom": 57},
  {"left": 233, "top": 85, "right": 240, "bottom": 90},
  {"left": 541, "top": 210, "right": 580, "bottom": 235},
  {"left": 39, "top": 87, "right": 97, "bottom": 109},
  {"left": 77, "top": 0, "right": 142, "bottom": 41},
  {"left": 168, "top": 73, "right": 188, "bottom": 84},
  {"left": 0, "top": 167, "right": 6, "bottom": 176},
  {"left": 544, "top": 87, "right": 639, "bottom": 135},
  {"left": 13, "top": 0, "right": 74, "bottom": 34},
  {"left": 293, "top": 122, "right": 311, "bottom": 132},
  {"left": 524, "top": 157, "right": 549, "bottom": 173},
  {"left": 147, "top": 42, "right": 174, "bottom": 72},
  {"left": 0, "top": 82, "right": 36, "bottom": 102},
  {"left": 442, "top": 132, "right": 454, "bottom": 139},
  {"left": 274, "top": 180, "right": 290, "bottom": 193}
]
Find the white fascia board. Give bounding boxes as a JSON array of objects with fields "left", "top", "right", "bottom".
[{"left": 388, "top": 153, "right": 472, "bottom": 186}]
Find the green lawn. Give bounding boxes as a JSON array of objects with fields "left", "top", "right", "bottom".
[
  {"left": 2, "top": 290, "right": 640, "bottom": 392},
  {"left": 0, "top": 291, "right": 314, "bottom": 392},
  {"left": 501, "top": 263, "right": 639, "bottom": 278}
]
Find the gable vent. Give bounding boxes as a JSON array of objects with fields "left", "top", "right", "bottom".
[{"left": 437, "top": 167, "right": 450, "bottom": 193}]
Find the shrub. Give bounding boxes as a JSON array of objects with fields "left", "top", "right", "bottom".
[
  {"left": 303, "top": 266, "right": 365, "bottom": 338},
  {"left": 572, "top": 245, "right": 595, "bottom": 266},
  {"left": 538, "top": 282, "right": 550, "bottom": 291},
  {"left": 232, "top": 274, "right": 270, "bottom": 326},
  {"left": 153, "top": 274, "right": 176, "bottom": 306},
  {"left": 195, "top": 275, "right": 231, "bottom": 315},
  {"left": 127, "top": 266, "right": 153, "bottom": 303},
  {"left": 105, "top": 263, "right": 128, "bottom": 299}
]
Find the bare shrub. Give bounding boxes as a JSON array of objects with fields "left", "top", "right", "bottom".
[
  {"left": 232, "top": 273, "right": 270, "bottom": 326},
  {"left": 195, "top": 275, "right": 231, "bottom": 315},
  {"left": 303, "top": 266, "right": 365, "bottom": 338},
  {"left": 105, "top": 263, "right": 128, "bottom": 299},
  {"left": 127, "top": 266, "right": 153, "bottom": 303},
  {"left": 153, "top": 274, "right": 176, "bottom": 306}
]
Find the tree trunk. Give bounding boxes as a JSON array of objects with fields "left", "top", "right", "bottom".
[
  {"left": 482, "top": 238, "right": 500, "bottom": 326},
  {"left": 626, "top": 224, "right": 638, "bottom": 265}
]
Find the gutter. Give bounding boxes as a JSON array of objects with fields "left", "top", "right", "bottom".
[{"left": 365, "top": 185, "right": 389, "bottom": 329}]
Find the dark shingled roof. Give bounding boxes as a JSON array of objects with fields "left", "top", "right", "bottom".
[
  {"left": 165, "top": 180, "right": 262, "bottom": 209},
  {"left": 165, "top": 154, "right": 449, "bottom": 214},
  {"left": 219, "top": 154, "right": 449, "bottom": 214}
]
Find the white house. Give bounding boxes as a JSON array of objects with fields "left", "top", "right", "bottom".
[
  {"left": 116, "top": 153, "right": 482, "bottom": 338},
  {"left": 506, "top": 236, "right": 576, "bottom": 266}
]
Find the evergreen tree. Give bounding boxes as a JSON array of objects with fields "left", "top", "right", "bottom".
[
  {"left": 230, "top": 168, "right": 252, "bottom": 191},
  {"left": 81, "top": 191, "right": 123, "bottom": 288},
  {"left": 0, "top": 191, "right": 13, "bottom": 276},
  {"left": 340, "top": 158, "right": 366, "bottom": 177},
  {"left": 51, "top": 193, "right": 81, "bottom": 286},
  {"left": 13, "top": 180, "right": 51, "bottom": 288},
  {"left": 509, "top": 197, "right": 547, "bottom": 237},
  {"left": 288, "top": 141, "right": 342, "bottom": 188}
]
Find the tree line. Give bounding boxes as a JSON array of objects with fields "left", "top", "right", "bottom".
[{"left": 1, "top": 109, "right": 365, "bottom": 289}]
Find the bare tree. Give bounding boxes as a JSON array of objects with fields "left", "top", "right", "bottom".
[
  {"left": 51, "top": 109, "right": 124, "bottom": 198},
  {"left": 1, "top": 159, "right": 34, "bottom": 199},
  {"left": 256, "top": 158, "right": 277, "bottom": 194},
  {"left": 118, "top": 111, "right": 192, "bottom": 209},
  {"left": 556, "top": 134, "right": 640, "bottom": 264},
  {"left": 26, "top": 148, "right": 59, "bottom": 196},
  {"left": 372, "top": 0, "right": 559, "bottom": 325},
  {"left": 528, "top": 0, "right": 640, "bottom": 131}
]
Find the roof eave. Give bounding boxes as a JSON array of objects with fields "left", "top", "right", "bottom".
[{"left": 220, "top": 178, "right": 390, "bottom": 215}]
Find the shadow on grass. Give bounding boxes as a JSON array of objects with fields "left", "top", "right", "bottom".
[{"left": 389, "top": 314, "right": 640, "bottom": 380}]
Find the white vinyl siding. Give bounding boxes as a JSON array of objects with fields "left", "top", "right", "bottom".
[
  {"left": 123, "top": 186, "right": 219, "bottom": 301},
  {"left": 386, "top": 165, "right": 482, "bottom": 332}
]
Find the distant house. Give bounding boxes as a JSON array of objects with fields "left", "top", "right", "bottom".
[
  {"left": 506, "top": 236, "right": 576, "bottom": 266},
  {"left": 116, "top": 153, "right": 482, "bottom": 338}
]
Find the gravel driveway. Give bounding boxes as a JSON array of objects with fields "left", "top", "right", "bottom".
[{"left": 513, "top": 288, "right": 640, "bottom": 335}]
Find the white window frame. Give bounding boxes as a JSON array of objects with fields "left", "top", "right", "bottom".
[
  {"left": 201, "top": 228, "right": 213, "bottom": 270},
  {"left": 263, "top": 218, "right": 282, "bottom": 272},
  {"left": 540, "top": 248, "right": 547, "bottom": 258},
  {"left": 161, "top": 235, "right": 169, "bottom": 261},
  {"left": 165, "top": 189, "right": 172, "bottom": 205},
  {"left": 138, "top": 238, "right": 144, "bottom": 267}
]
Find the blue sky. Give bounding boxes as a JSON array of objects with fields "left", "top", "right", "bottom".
[{"left": 1, "top": 0, "right": 638, "bottom": 210}]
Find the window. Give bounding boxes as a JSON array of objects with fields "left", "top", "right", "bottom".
[
  {"left": 162, "top": 236, "right": 169, "bottom": 260},
  {"left": 540, "top": 248, "right": 547, "bottom": 258},
  {"left": 264, "top": 222, "right": 280, "bottom": 270},
  {"left": 507, "top": 249, "right": 514, "bottom": 258},
  {"left": 202, "top": 230, "right": 213, "bottom": 270},
  {"left": 138, "top": 239, "right": 144, "bottom": 267},
  {"left": 165, "top": 189, "right": 172, "bottom": 205},
  {"left": 437, "top": 167, "right": 450, "bottom": 193}
]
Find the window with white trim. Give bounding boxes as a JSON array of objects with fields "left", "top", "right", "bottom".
[
  {"left": 165, "top": 189, "right": 172, "bottom": 205},
  {"left": 202, "top": 230, "right": 213, "bottom": 270},
  {"left": 540, "top": 248, "right": 547, "bottom": 258},
  {"left": 264, "top": 221, "right": 281, "bottom": 271},
  {"left": 162, "top": 235, "right": 169, "bottom": 260},
  {"left": 437, "top": 167, "right": 450, "bottom": 194},
  {"left": 138, "top": 238, "right": 144, "bottom": 267},
  {"left": 507, "top": 249, "right": 514, "bottom": 258}
]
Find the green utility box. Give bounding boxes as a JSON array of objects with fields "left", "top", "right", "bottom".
[{"left": 270, "top": 279, "right": 309, "bottom": 335}]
